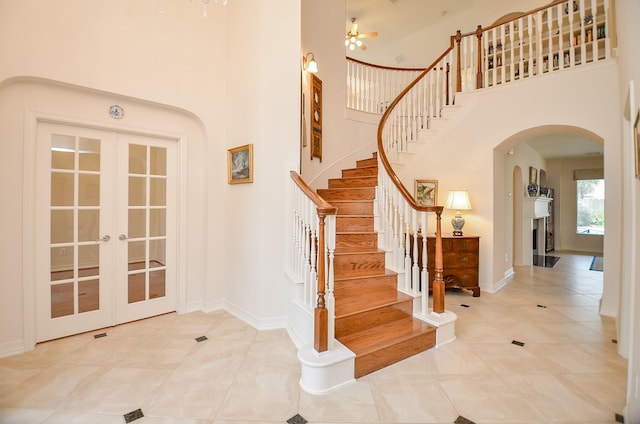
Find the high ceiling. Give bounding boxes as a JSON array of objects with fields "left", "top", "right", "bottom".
[{"left": 344, "top": 0, "right": 604, "bottom": 161}]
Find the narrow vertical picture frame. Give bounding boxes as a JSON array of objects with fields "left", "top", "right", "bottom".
[
  {"left": 634, "top": 108, "right": 640, "bottom": 178},
  {"left": 310, "top": 74, "right": 322, "bottom": 162},
  {"left": 227, "top": 144, "right": 253, "bottom": 184}
]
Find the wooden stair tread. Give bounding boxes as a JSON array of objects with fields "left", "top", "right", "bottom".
[
  {"left": 334, "top": 269, "right": 397, "bottom": 282},
  {"left": 335, "top": 287, "right": 413, "bottom": 317},
  {"left": 334, "top": 248, "right": 383, "bottom": 256},
  {"left": 339, "top": 317, "right": 436, "bottom": 356}
]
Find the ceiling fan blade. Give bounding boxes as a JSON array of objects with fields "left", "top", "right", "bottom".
[
  {"left": 360, "top": 43, "right": 367, "bottom": 50},
  {"left": 358, "top": 31, "right": 378, "bottom": 39}
]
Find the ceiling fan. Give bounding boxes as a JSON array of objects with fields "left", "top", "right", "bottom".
[{"left": 345, "top": 17, "right": 378, "bottom": 51}]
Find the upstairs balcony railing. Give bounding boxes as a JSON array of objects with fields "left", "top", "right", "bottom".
[{"left": 348, "top": 0, "right": 612, "bottom": 116}]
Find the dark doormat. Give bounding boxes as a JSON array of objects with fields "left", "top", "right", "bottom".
[
  {"left": 590, "top": 256, "right": 603, "bottom": 271},
  {"left": 532, "top": 255, "right": 560, "bottom": 268}
]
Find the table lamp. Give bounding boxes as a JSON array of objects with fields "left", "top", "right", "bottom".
[{"left": 445, "top": 190, "right": 472, "bottom": 236}]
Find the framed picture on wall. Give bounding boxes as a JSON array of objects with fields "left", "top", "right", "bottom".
[
  {"left": 414, "top": 180, "right": 438, "bottom": 206},
  {"left": 310, "top": 74, "right": 322, "bottom": 162},
  {"left": 635, "top": 108, "right": 640, "bottom": 178},
  {"left": 227, "top": 144, "right": 253, "bottom": 184}
]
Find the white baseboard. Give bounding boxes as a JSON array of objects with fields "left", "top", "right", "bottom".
[
  {"left": 480, "top": 268, "right": 514, "bottom": 294},
  {"left": 0, "top": 339, "right": 26, "bottom": 359}
]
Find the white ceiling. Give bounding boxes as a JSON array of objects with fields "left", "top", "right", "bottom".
[{"left": 344, "top": 0, "right": 604, "bottom": 160}]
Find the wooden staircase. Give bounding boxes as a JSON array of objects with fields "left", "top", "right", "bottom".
[{"left": 317, "top": 154, "right": 436, "bottom": 378}]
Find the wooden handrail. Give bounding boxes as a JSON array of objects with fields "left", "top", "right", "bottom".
[
  {"left": 290, "top": 171, "right": 337, "bottom": 215},
  {"left": 346, "top": 57, "right": 427, "bottom": 72},
  {"left": 483, "top": 0, "right": 570, "bottom": 32},
  {"left": 290, "top": 171, "right": 337, "bottom": 352}
]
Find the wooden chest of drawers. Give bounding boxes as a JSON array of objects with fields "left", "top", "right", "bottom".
[{"left": 426, "top": 235, "right": 480, "bottom": 297}]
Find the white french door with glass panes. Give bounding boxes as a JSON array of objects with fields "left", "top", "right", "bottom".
[{"left": 35, "top": 122, "right": 177, "bottom": 342}]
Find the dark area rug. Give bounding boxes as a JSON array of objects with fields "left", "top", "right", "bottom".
[
  {"left": 590, "top": 256, "right": 603, "bottom": 271},
  {"left": 532, "top": 255, "right": 561, "bottom": 268}
]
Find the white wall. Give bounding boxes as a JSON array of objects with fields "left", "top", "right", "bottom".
[{"left": 223, "top": 0, "right": 301, "bottom": 325}]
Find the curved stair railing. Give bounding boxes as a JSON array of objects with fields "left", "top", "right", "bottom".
[
  {"left": 375, "top": 44, "right": 454, "bottom": 315},
  {"left": 346, "top": 58, "right": 426, "bottom": 114}
]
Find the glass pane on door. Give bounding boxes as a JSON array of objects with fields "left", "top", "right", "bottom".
[
  {"left": 127, "top": 144, "right": 167, "bottom": 304},
  {"left": 49, "top": 134, "right": 102, "bottom": 318}
]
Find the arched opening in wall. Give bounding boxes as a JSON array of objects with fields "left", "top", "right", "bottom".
[{"left": 497, "top": 125, "right": 605, "bottom": 274}]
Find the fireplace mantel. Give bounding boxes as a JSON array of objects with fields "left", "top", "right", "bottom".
[{"left": 523, "top": 197, "right": 552, "bottom": 219}]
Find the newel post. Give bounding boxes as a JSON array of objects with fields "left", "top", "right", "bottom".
[
  {"left": 475, "top": 25, "right": 484, "bottom": 89},
  {"left": 314, "top": 211, "right": 329, "bottom": 352},
  {"left": 455, "top": 30, "right": 462, "bottom": 92},
  {"left": 432, "top": 209, "right": 445, "bottom": 314}
]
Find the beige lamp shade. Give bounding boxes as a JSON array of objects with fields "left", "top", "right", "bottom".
[{"left": 445, "top": 190, "right": 472, "bottom": 211}]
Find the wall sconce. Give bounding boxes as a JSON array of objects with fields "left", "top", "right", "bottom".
[
  {"left": 303, "top": 52, "right": 318, "bottom": 73},
  {"left": 445, "top": 190, "right": 472, "bottom": 236}
]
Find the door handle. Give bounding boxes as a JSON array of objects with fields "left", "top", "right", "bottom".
[
  {"left": 119, "top": 234, "right": 129, "bottom": 241},
  {"left": 95, "top": 235, "right": 111, "bottom": 242}
]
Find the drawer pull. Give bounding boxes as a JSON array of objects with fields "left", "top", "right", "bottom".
[{"left": 461, "top": 257, "right": 468, "bottom": 263}]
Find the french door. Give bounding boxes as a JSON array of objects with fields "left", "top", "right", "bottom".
[{"left": 35, "top": 122, "right": 177, "bottom": 342}]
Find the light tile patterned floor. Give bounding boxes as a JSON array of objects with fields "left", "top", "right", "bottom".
[{"left": 0, "top": 252, "right": 627, "bottom": 423}]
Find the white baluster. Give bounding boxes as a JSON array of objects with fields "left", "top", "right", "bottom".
[
  {"left": 491, "top": 27, "right": 497, "bottom": 84},
  {"left": 579, "top": 0, "right": 586, "bottom": 64},
  {"left": 603, "top": 0, "right": 609, "bottom": 59},
  {"left": 536, "top": 10, "right": 543, "bottom": 76},
  {"left": 420, "top": 212, "right": 428, "bottom": 316},
  {"left": 527, "top": 14, "right": 533, "bottom": 77}
]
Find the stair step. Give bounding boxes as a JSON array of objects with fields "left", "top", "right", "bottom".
[
  {"left": 342, "top": 166, "right": 378, "bottom": 178},
  {"left": 336, "top": 216, "right": 373, "bottom": 232},
  {"left": 332, "top": 200, "right": 373, "bottom": 216},
  {"left": 356, "top": 157, "right": 377, "bottom": 168},
  {"left": 341, "top": 317, "right": 437, "bottom": 378},
  {"left": 334, "top": 270, "right": 397, "bottom": 294},
  {"left": 333, "top": 250, "right": 386, "bottom": 278},
  {"left": 335, "top": 232, "right": 377, "bottom": 252},
  {"left": 335, "top": 286, "right": 413, "bottom": 322},
  {"left": 328, "top": 176, "right": 377, "bottom": 189},
  {"left": 317, "top": 187, "right": 375, "bottom": 201}
]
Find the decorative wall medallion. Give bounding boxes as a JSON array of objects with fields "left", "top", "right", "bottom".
[{"left": 109, "top": 104, "right": 124, "bottom": 119}]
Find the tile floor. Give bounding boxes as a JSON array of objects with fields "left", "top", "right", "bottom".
[{"left": 0, "top": 252, "right": 627, "bottom": 423}]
